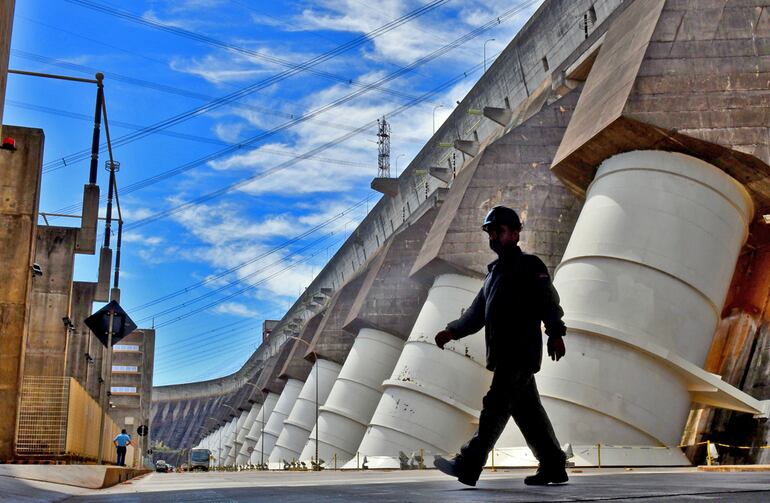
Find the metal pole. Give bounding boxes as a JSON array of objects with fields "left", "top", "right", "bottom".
[
  {"left": 114, "top": 220, "right": 123, "bottom": 288},
  {"left": 315, "top": 353, "right": 319, "bottom": 470},
  {"left": 261, "top": 403, "right": 265, "bottom": 468},
  {"left": 432, "top": 105, "right": 445, "bottom": 134},
  {"left": 97, "top": 308, "right": 115, "bottom": 464},
  {"left": 483, "top": 39, "right": 496, "bottom": 73},
  {"left": 706, "top": 441, "right": 712, "bottom": 466},
  {"left": 103, "top": 162, "right": 115, "bottom": 248},
  {"left": 88, "top": 73, "right": 104, "bottom": 184}
]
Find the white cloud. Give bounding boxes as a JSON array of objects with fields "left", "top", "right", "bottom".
[
  {"left": 169, "top": 55, "right": 272, "bottom": 85},
  {"left": 214, "top": 302, "right": 253, "bottom": 317},
  {"left": 121, "top": 232, "right": 164, "bottom": 246},
  {"left": 213, "top": 122, "right": 246, "bottom": 143}
]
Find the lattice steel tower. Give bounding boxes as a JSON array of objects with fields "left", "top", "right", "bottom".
[{"left": 377, "top": 117, "right": 391, "bottom": 178}]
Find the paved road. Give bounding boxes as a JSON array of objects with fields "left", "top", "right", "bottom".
[{"left": 4, "top": 468, "right": 770, "bottom": 502}]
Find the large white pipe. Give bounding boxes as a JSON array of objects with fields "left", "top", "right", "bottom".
[
  {"left": 223, "top": 418, "right": 238, "bottom": 466},
  {"left": 213, "top": 427, "right": 224, "bottom": 467},
  {"left": 222, "top": 418, "right": 235, "bottom": 450},
  {"left": 299, "top": 329, "right": 405, "bottom": 467},
  {"left": 354, "top": 274, "right": 489, "bottom": 468},
  {"left": 236, "top": 404, "right": 261, "bottom": 465},
  {"left": 247, "top": 393, "right": 279, "bottom": 465},
  {"left": 523, "top": 150, "right": 753, "bottom": 466},
  {"left": 253, "top": 378, "right": 304, "bottom": 469},
  {"left": 229, "top": 410, "right": 249, "bottom": 465},
  {"left": 269, "top": 359, "right": 342, "bottom": 465}
]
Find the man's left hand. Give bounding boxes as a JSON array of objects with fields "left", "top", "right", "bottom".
[{"left": 547, "top": 336, "right": 565, "bottom": 361}]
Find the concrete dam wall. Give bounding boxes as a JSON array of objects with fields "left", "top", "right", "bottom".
[{"left": 156, "top": 0, "right": 770, "bottom": 468}]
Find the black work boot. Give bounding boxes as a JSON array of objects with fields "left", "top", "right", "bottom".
[
  {"left": 524, "top": 465, "right": 569, "bottom": 486},
  {"left": 433, "top": 455, "right": 478, "bottom": 487}
]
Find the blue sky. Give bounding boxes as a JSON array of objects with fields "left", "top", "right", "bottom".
[{"left": 6, "top": 0, "right": 541, "bottom": 385}]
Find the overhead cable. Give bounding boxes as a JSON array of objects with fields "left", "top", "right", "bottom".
[{"left": 47, "top": 0, "right": 449, "bottom": 171}]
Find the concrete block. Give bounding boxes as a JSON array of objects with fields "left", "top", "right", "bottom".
[
  {"left": 95, "top": 246, "right": 112, "bottom": 302},
  {"left": 371, "top": 177, "right": 399, "bottom": 197},
  {"left": 429, "top": 166, "right": 452, "bottom": 183},
  {"left": 483, "top": 107, "right": 513, "bottom": 126},
  {"left": 0, "top": 465, "right": 150, "bottom": 489},
  {"left": 76, "top": 184, "right": 99, "bottom": 255},
  {"left": 454, "top": 140, "right": 480, "bottom": 157}
]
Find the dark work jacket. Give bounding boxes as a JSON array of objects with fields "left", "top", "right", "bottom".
[{"left": 446, "top": 246, "right": 566, "bottom": 373}]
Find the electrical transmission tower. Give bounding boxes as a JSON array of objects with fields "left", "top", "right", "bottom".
[{"left": 377, "top": 117, "right": 391, "bottom": 178}]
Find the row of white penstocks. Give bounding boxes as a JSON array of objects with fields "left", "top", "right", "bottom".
[{"left": 198, "top": 151, "right": 759, "bottom": 468}]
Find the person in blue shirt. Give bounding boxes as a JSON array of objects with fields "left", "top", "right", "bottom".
[{"left": 113, "top": 429, "right": 132, "bottom": 466}]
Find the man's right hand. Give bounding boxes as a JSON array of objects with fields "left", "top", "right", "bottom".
[{"left": 435, "top": 329, "right": 454, "bottom": 350}]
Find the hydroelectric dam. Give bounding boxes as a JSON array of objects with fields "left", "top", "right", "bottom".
[{"left": 150, "top": 0, "right": 770, "bottom": 470}]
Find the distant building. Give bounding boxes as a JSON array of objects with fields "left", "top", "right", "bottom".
[{"left": 109, "top": 329, "right": 155, "bottom": 460}]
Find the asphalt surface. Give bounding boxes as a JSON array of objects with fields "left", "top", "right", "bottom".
[{"left": 3, "top": 468, "right": 770, "bottom": 502}]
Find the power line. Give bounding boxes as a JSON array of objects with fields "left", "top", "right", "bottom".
[
  {"left": 10, "top": 50, "right": 429, "bottom": 152},
  {"left": 65, "top": 0, "right": 538, "bottom": 233},
  {"left": 153, "top": 232, "right": 348, "bottom": 329},
  {"left": 135, "top": 229, "right": 339, "bottom": 325},
  {"left": 154, "top": 334, "right": 260, "bottom": 373},
  {"left": 48, "top": 0, "right": 533, "bottom": 220},
  {"left": 46, "top": 0, "right": 449, "bottom": 171},
  {"left": 154, "top": 317, "right": 254, "bottom": 351},
  {"left": 143, "top": 211, "right": 362, "bottom": 341},
  {"left": 7, "top": 99, "right": 372, "bottom": 170},
  {"left": 128, "top": 196, "right": 371, "bottom": 313}
]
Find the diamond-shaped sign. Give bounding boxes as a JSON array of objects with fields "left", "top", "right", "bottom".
[{"left": 84, "top": 300, "right": 137, "bottom": 347}]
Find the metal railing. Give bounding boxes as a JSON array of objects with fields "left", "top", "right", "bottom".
[{"left": 16, "top": 376, "right": 126, "bottom": 463}]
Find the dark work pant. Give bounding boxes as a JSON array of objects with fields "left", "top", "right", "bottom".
[
  {"left": 116, "top": 446, "right": 127, "bottom": 466},
  {"left": 456, "top": 368, "right": 565, "bottom": 479}
]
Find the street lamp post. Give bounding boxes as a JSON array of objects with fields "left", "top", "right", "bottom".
[
  {"left": 433, "top": 104, "right": 445, "bottom": 134},
  {"left": 206, "top": 417, "right": 221, "bottom": 467},
  {"left": 222, "top": 404, "right": 239, "bottom": 467},
  {"left": 395, "top": 154, "right": 405, "bottom": 177},
  {"left": 260, "top": 398, "right": 266, "bottom": 468},
  {"left": 484, "top": 38, "right": 496, "bottom": 73},
  {"left": 287, "top": 336, "right": 320, "bottom": 470}
]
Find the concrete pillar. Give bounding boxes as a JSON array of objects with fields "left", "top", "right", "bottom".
[
  {"left": 300, "top": 329, "right": 404, "bottom": 467},
  {"left": 355, "top": 274, "right": 490, "bottom": 468},
  {"left": 269, "top": 358, "right": 341, "bottom": 466},
  {"left": 248, "top": 393, "right": 278, "bottom": 465},
  {"left": 0, "top": 0, "right": 15, "bottom": 135},
  {"left": 0, "top": 125, "right": 43, "bottom": 460},
  {"left": 24, "top": 226, "right": 78, "bottom": 376},
  {"left": 76, "top": 185, "right": 99, "bottom": 255},
  {"left": 65, "top": 282, "right": 96, "bottom": 388}
]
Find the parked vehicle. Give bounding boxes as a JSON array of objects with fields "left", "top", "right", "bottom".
[
  {"left": 189, "top": 448, "right": 211, "bottom": 472},
  {"left": 155, "top": 460, "right": 169, "bottom": 473}
]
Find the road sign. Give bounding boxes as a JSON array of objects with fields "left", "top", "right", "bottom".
[
  {"left": 137, "top": 425, "right": 148, "bottom": 436},
  {"left": 84, "top": 300, "right": 137, "bottom": 347}
]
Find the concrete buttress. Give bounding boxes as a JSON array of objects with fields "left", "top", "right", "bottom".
[{"left": 0, "top": 125, "right": 43, "bottom": 460}]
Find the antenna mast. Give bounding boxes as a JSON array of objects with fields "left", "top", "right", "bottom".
[{"left": 377, "top": 117, "right": 391, "bottom": 178}]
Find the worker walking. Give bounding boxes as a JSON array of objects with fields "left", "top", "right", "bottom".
[
  {"left": 433, "top": 206, "right": 568, "bottom": 487},
  {"left": 113, "top": 429, "right": 132, "bottom": 467}
]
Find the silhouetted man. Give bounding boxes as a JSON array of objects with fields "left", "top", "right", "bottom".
[
  {"left": 433, "top": 206, "right": 568, "bottom": 486},
  {"left": 113, "top": 429, "right": 132, "bottom": 467}
]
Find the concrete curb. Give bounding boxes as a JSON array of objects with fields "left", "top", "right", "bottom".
[
  {"left": 697, "top": 465, "right": 770, "bottom": 472},
  {"left": 0, "top": 465, "right": 151, "bottom": 489}
]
